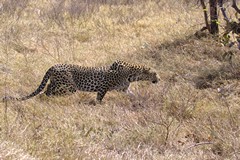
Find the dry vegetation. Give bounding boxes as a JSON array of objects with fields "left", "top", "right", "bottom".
[{"left": 0, "top": 0, "right": 240, "bottom": 159}]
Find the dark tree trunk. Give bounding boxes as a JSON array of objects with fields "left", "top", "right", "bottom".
[{"left": 209, "top": 0, "right": 219, "bottom": 34}]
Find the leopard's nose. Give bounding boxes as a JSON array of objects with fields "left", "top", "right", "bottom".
[{"left": 152, "top": 77, "right": 159, "bottom": 84}]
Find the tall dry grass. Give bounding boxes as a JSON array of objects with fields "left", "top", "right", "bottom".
[{"left": 0, "top": 0, "right": 239, "bottom": 159}]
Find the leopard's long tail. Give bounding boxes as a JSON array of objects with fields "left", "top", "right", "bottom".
[{"left": 3, "top": 67, "right": 53, "bottom": 102}]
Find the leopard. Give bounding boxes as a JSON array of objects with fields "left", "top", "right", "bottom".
[{"left": 3, "top": 60, "right": 159, "bottom": 103}]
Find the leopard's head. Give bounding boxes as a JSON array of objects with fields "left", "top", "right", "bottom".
[
  {"left": 110, "top": 60, "right": 159, "bottom": 83},
  {"left": 128, "top": 67, "right": 159, "bottom": 83}
]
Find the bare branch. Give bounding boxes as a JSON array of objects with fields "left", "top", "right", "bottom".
[
  {"left": 219, "top": 0, "right": 230, "bottom": 23},
  {"left": 232, "top": 0, "right": 240, "bottom": 14},
  {"left": 184, "top": 142, "right": 213, "bottom": 151},
  {"left": 200, "top": 0, "right": 210, "bottom": 32}
]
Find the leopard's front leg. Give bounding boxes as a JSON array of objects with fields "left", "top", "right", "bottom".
[{"left": 96, "top": 89, "right": 108, "bottom": 103}]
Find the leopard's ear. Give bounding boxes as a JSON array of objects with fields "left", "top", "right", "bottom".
[
  {"left": 110, "top": 60, "right": 124, "bottom": 70},
  {"left": 143, "top": 67, "right": 151, "bottom": 72},
  {"left": 115, "top": 60, "right": 122, "bottom": 63},
  {"left": 109, "top": 61, "right": 118, "bottom": 70}
]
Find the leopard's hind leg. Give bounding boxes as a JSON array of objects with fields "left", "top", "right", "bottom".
[{"left": 44, "top": 71, "right": 77, "bottom": 96}]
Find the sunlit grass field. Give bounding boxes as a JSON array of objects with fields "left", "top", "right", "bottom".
[{"left": 0, "top": 0, "right": 239, "bottom": 159}]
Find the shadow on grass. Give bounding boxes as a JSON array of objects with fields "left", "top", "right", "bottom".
[{"left": 195, "top": 64, "right": 240, "bottom": 89}]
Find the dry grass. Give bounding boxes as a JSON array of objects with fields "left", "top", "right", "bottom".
[{"left": 0, "top": 0, "right": 240, "bottom": 159}]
